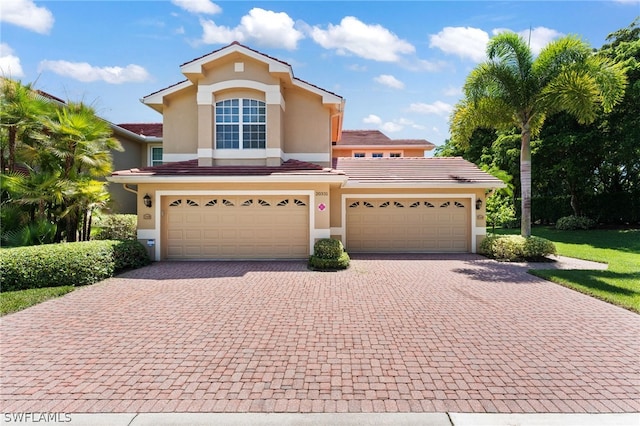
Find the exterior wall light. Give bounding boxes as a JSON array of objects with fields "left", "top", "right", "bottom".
[
  {"left": 143, "top": 194, "right": 152, "bottom": 208},
  {"left": 476, "top": 199, "right": 483, "bottom": 210}
]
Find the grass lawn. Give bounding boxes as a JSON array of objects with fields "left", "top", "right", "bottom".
[
  {"left": 494, "top": 227, "right": 640, "bottom": 313},
  {"left": 0, "top": 286, "right": 75, "bottom": 316}
]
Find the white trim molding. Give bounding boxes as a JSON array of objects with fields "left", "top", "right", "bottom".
[
  {"left": 197, "top": 80, "right": 283, "bottom": 108},
  {"left": 162, "top": 153, "right": 197, "bottom": 163}
]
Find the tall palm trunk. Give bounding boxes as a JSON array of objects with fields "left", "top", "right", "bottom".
[{"left": 520, "top": 125, "right": 532, "bottom": 237}]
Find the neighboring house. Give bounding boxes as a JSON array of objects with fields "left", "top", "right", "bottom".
[
  {"left": 108, "top": 42, "right": 504, "bottom": 261},
  {"left": 109, "top": 123, "right": 163, "bottom": 213},
  {"left": 333, "top": 130, "right": 434, "bottom": 158}
]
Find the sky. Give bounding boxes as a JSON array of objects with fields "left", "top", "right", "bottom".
[{"left": 1, "top": 1, "right": 637, "bottom": 147}]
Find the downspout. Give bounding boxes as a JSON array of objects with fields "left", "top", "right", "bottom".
[{"left": 122, "top": 184, "right": 138, "bottom": 194}]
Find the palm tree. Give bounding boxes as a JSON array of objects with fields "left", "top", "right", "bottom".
[
  {"left": 0, "top": 79, "right": 51, "bottom": 173},
  {"left": 44, "top": 102, "right": 122, "bottom": 241},
  {"left": 450, "top": 33, "right": 626, "bottom": 237}
]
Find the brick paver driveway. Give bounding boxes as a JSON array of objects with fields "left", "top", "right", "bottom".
[{"left": 1, "top": 254, "right": 638, "bottom": 414}]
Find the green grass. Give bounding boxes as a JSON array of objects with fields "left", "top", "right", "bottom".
[
  {"left": 494, "top": 227, "right": 640, "bottom": 313},
  {"left": 0, "top": 286, "right": 75, "bottom": 316}
]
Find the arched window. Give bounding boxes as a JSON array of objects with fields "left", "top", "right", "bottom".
[{"left": 215, "top": 99, "right": 266, "bottom": 149}]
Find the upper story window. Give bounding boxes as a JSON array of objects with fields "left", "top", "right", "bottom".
[
  {"left": 372, "top": 153, "right": 383, "bottom": 158},
  {"left": 354, "top": 153, "right": 365, "bottom": 158},
  {"left": 215, "top": 99, "right": 266, "bottom": 149},
  {"left": 150, "top": 146, "right": 163, "bottom": 166},
  {"left": 390, "top": 152, "right": 401, "bottom": 158}
]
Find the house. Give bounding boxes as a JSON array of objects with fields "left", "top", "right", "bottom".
[
  {"left": 108, "top": 42, "right": 504, "bottom": 261},
  {"left": 109, "top": 123, "right": 163, "bottom": 213},
  {"left": 333, "top": 130, "right": 434, "bottom": 158}
]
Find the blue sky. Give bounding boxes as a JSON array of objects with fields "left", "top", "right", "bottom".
[{"left": 1, "top": 1, "right": 637, "bottom": 147}]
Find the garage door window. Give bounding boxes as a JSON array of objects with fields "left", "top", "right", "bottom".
[{"left": 215, "top": 99, "right": 266, "bottom": 149}]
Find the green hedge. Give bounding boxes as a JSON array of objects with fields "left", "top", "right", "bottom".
[
  {"left": 94, "top": 214, "right": 137, "bottom": 240},
  {"left": 0, "top": 240, "right": 150, "bottom": 292},
  {"left": 480, "top": 235, "right": 557, "bottom": 262},
  {"left": 308, "top": 238, "right": 350, "bottom": 271}
]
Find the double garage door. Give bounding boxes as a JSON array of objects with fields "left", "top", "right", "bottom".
[
  {"left": 346, "top": 198, "right": 470, "bottom": 253},
  {"left": 162, "top": 195, "right": 309, "bottom": 259}
]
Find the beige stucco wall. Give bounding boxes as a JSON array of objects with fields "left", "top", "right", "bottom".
[
  {"left": 163, "top": 86, "right": 198, "bottom": 155},
  {"left": 199, "top": 55, "right": 279, "bottom": 86},
  {"left": 282, "top": 89, "right": 331, "bottom": 155}
]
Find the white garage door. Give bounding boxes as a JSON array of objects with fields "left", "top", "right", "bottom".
[
  {"left": 162, "top": 195, "right": 309, "bottom": 259},
  {"left": 346, "top": 198, "right": 470, "bottom": 253}
]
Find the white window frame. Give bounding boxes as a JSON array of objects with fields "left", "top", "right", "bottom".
[
  {"left": 354, "top": 152, "right": 365, "bottom": 158},
  {"left": 215, "top": 98, "right": 266, "bottom": 150},
  {"left": 372, "top": 153, "right": 383, "bottom": 158},
  {"left": 149, "top": 146, "right": 163, "bottom": 166}
]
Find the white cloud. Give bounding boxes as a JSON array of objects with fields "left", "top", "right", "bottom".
[
  {"left": 520, "top": 27, "right": 563, "bottom": 55},
  {"left": 429, "top": 26, "right": 489, "bottom": 62},
  {"left": 0, "top": 43, "right": 24, "bottom": 77},
  {"left": 408, "top": 101, "right": 453, "bottom": 116},
  {"left": 381, "top": 121, "right": 404, "bottom": 133},
  {"left": 171, "top": 0, "right": 221, "bottom": 15},
  {"left": 0, "top": 0, "right": 54, "bottom": 34},
  {"left": 443, "top": 86, "right": 462, "bottom": 97},
  {"left": 374, "top": 74, "right": 404, "bottom": 90},
  {"left": 311, "top": 16, "right": 415, "bottom": 62},
  {"left": 363, "top": 114, "right": 382, "bottom": 125},
  {"left": 199, "top": 8, "right": 303, "bottom": 50},
  {"left": 38, "top": 60, "right": 150, "bottom": 84}
]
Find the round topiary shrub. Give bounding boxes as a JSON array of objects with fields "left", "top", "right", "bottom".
[
  {"left": 555, "top": 215, "right": 595, "bottom": 230},
  {"left": 308, "top": 238, "right": 350, "bottom": 271},
  {"left": 480, "top": 235, "right": 556, "bottom": 262},
  {"left": 312, "top": 238, "right": 345, "bottom": 259}
]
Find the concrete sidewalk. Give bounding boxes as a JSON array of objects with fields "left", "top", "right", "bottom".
[{"left": 4, "top": 412, "right": 638, "bottom": 426}]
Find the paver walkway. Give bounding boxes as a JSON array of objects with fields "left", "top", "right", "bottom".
[{"left": 1, "top": 255, "right": 638, "bottom": 414}]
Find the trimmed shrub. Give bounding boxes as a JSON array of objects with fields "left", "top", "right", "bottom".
[
  {"left": 312, "top": 238, "right": 345, "bottom": 259},
  {"left": 523, "top": 236, "right": 557, "bottom": 259},
  {"left": 0, "top": 240, "right": 150, "bottom": 292},
  {"left": 94, "top": 214, "right": 137, "bottom": 240},
  {"left": 308, "top": 238, "right": 350, "bottom": 270},
  {"left": 556, "top": 215, "right": 595, "bottom": 230},
  {"left": 308, "top": 252, "right": 351, "bottom": 270},
  {"left": 480, "top": 235, "right": 556, "bottom": 262}
]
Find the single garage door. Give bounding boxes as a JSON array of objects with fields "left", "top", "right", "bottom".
[
  {"left": 162, "top": 195, "right": 309, "bottom": 259},
  {"left": 346, "top": 198, "right": 470, "bottom": 252}
]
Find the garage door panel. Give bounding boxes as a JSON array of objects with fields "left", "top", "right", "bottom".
[
  {"left": 163, "top": 195, "right": 309, "bottom": 259},
  {"left": 347, "top": 198, "right": 469, "bottom": 253}
]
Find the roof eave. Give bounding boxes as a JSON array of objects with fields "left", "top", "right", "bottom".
[
  {"left": 342, "top": 181, "right": 506, "bottom": 189},
  {"left": 107, "top": 174, "right": 348, "bottom": 184}
]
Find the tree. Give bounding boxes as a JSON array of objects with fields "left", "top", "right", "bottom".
[
  {"left": 1, "top": 80, "right": 122, "bottom": 244},
  {"left": 0, "top": 79, "right": 52, "bottom": 173},
  {"left": 44, "top": 102, "right": 122, "bottom": 242},
  {"left": 450, "top": 32, "right": 626, "bottom": 237}
]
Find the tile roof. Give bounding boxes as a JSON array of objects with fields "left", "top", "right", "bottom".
[
  {"left": 111, "top": 159, "right": 343, "bottom": 177},
  {"left": 337, "top": 130, "right": 434, "bottom": 147},
  {"left": 333, "top": 157, "right": 505, "bottom": 186},
  {"left": 117, "top": 123, "right": 163, "bottom": 138}
]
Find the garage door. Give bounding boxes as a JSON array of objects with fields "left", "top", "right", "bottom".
[
  {"left": 162, "top": 195, "right": 309, "bottom": 259},
  {"left": 346, "top": 198, "right": 470, "bottom": 252}
]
